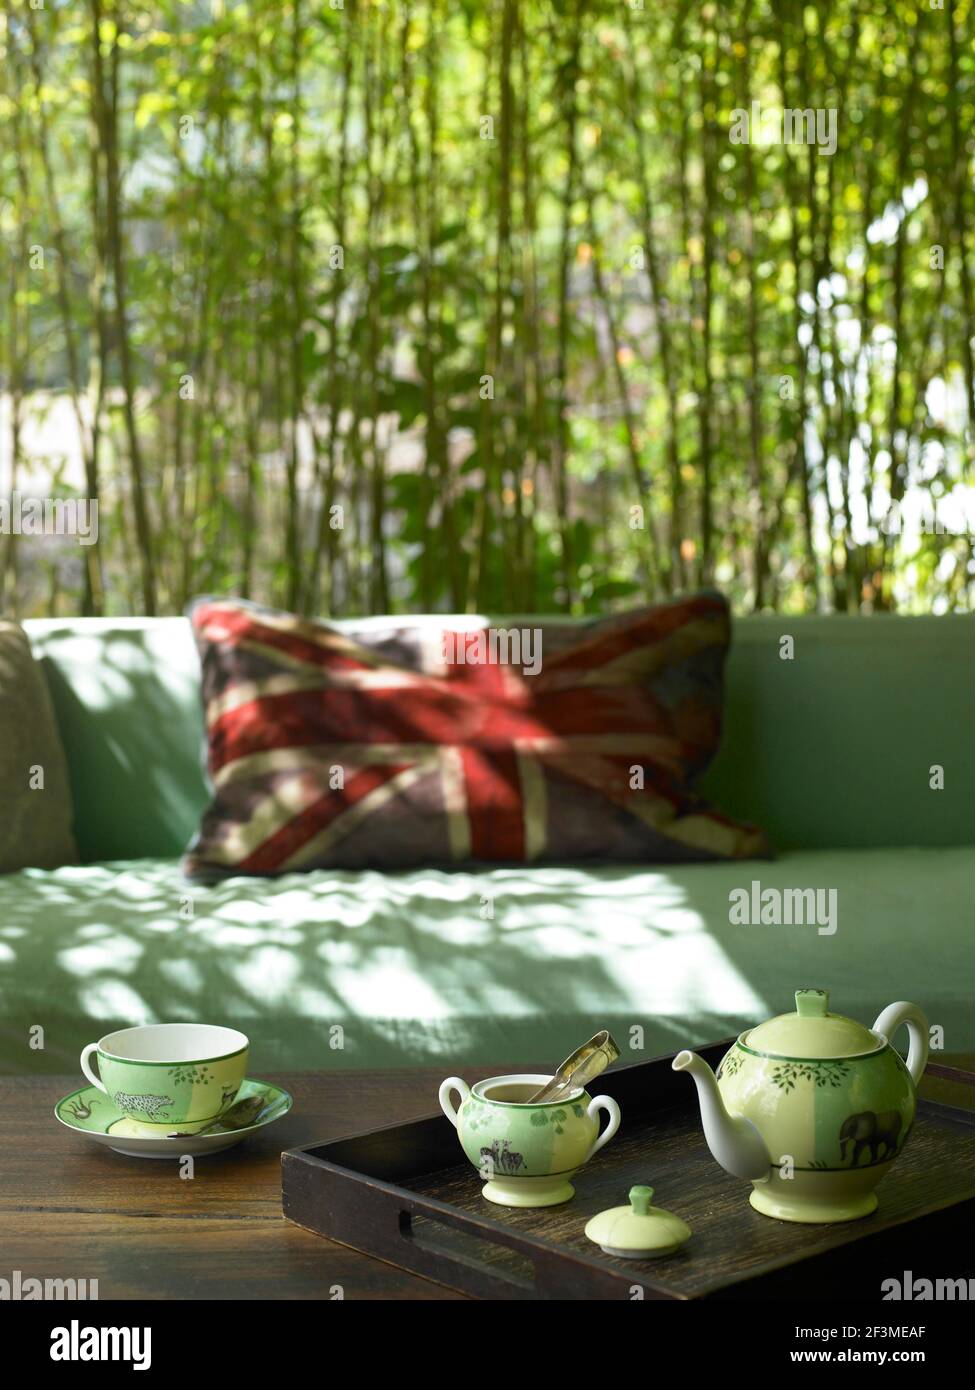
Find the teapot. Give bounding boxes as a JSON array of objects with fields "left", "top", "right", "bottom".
[{"left": 673, "top": 989, "right": 928, "bottom": 1223}]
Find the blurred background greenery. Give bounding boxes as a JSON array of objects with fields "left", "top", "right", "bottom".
[{"left": 1, "top": 0, "right": 973, "bottom": 618}]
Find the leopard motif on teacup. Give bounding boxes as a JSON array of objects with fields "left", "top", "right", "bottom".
[{"left": 112, "top": 1091, "right": 173, "bottom": 1122}]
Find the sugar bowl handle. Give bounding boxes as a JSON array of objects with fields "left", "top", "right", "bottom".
[
  {"left": 873, "top": 1001, "right": 929, "bottom": 1086},
  {"left": 438, "top": 1076, "right": 470, "bottom": 1128},
  {"left": 585, "top": 1094, "right": 621, "bottom": 1160}
]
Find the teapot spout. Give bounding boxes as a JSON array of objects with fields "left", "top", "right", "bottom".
[{"left": 673, "top": 1050, "right": 770, "bottom": 1182}]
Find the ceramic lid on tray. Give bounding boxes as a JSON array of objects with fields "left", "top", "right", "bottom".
[
  {"left": 584, "top": 1184, "right": 691, "bottom": 1259},
  {"left": 743, "top": 988, "right": 881, "bottom": 1060}
]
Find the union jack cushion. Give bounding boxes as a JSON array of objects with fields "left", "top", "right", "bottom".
[{"left": 183, "top": 594, "right": 766, "bottom": 878}]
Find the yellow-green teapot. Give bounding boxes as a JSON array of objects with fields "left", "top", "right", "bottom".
[{"left": 673, "top": 989, "right": 928, "bottom": 1223}]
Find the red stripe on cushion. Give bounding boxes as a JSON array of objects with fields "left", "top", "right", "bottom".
[
  {"left": 236, "top": 764, "right": 411, "bottom": 872},
  {"left": 458, "top": 747, "right": 525, "bottom": 860},
  {"left": 206, "top": 682, "right": 673, "bottom": 774}
]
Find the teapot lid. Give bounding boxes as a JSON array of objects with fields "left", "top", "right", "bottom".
[
  {"left": 584, "top": 1185, "right": 691, "bottom": 1259},
  {"left": 743, "top": 989, "right": 881, "bottom": 1059}
]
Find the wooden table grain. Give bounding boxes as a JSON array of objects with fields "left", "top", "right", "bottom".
[{"left": 0, "top": 1068, "right": 491, "bottom": 1300}]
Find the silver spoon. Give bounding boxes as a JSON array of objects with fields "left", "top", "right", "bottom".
[
  {"left": 166, "top": 1093, "right": 270, "bottom": 1138},
  {"left": 528, "top": 1030, "right": 621, "bottom": 1104}
]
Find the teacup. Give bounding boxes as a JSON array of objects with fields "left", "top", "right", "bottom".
[
  {"left": 80, "top": 1024, "right": 249, "bottom": 1133},
  {"left": 439, "top": 1072, "right": 621, "bottom": 1207}
]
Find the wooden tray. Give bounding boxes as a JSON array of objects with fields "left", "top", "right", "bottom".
[{"left": 281, "top": 1044, "right": 975, "bottom": 1300}]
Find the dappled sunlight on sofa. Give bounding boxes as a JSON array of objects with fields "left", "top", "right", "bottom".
[
  {"left": 3, "top": 791, "right": 974, "bottom": 1071},
  {"left": 0, "top": 855, "right": 772, "bottom": 1072}
]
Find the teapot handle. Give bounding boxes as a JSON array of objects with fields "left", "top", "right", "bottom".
[{"left": 872, "top": 1002, "right": 929, "bottom": 1086}]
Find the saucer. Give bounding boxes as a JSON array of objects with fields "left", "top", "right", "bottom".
[{"left": 54, "top": 1078, "right": 293, "bottom": 1158}]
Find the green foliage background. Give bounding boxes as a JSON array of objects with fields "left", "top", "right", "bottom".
[{"left": 1, "top": 0, "right": 974, "bottom": 617}]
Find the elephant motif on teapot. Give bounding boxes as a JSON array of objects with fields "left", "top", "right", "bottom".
[{"left": 838, "top": 1109, "right": 906, "bottom": 1167}]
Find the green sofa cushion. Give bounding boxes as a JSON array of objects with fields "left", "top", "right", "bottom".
[
  {"left": 699, "top": 613, "right": 975, "bottom": 850},
  {"left": 2, "top": 848, "right": 971, "bottom": 1072},
  {"left": 24, "top": 619, "right": 208, "bottom": 862},
  {"left": 24, "top": 614, "right": 975, "bottom": 862}
]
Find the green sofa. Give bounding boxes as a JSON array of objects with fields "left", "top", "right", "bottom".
[{"left": 1, "top": 614, "right": 972, "bottom": 1076}]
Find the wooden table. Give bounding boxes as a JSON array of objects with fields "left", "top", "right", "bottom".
[
  {"left": 6, "top": 1058, "right": 973, "bottom": 1302},
  {"left": 0, "top": 1068, "right": 488, "bottom": 1300}
]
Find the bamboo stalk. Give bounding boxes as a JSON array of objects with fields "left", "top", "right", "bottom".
[
  {"left": 763, "top": 12, "right": 818, "bottom": 610},
  {"left": 25, "top": 6, "right": 105, "bottom": 615},
  {"left": 879, "top": 20, "right": 923, "bottom": 609},
  {"left": 621, "top": 1, "right": 682, "bottom": 595},
  {"left": 472, "top": 0, "right": 516, "bottom": 611},
  {"left": 947, "top": 0, "right": 975, "bottom": 427},
  {"left": 307, "top": 6, "right": 354, "bottom": 616},
  {"left": 516, "top": 8, "right": 542, "bottom": 612},
  {"left": 696, "top": 16, "right": 717, "bottom": 587},
  {"left": 584, "top": 184, "right": 658, "bottom": 591},
  {"left": 89, "top": 0, "right": 156, "bottom": 614},
  {"left": 285, "top": 0, "right": 305, "bottom": 612},
  {"left": 1, "top": 94, "right": 29, "bottom": 615},
  {"left": 735, "top": 3, "right": 767, "bottom": 610},
  {"left": 363, "top": 0, "right": 390, "bottom": 613},
  {"left": 551, "top": 0, "right": 582, "bottom": 611},
  {"left": 401, "top": 1, "right": 436, "bottom": 611}
]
